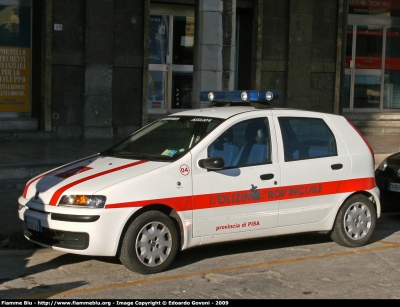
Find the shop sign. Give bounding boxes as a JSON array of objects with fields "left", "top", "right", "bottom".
[{"left": 350, "top": 0, "right": 400, "bottom": 14}]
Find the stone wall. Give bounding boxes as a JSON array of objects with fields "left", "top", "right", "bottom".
[
  {"left": 113, "top": 0, "right": 146, "bottom": 138},
  {"left": 47, "top": 0, "right": 342, "bottom": 139},
  {"left": 192, "top": 0, "right": 236, "bottom": 109},
  {"left": 310, "top": 0, "right": 339, "bottom": 113},
  {"left": 260, "top": 0, "right": 340, "bottom": 112},
  {"left": 51, "top": 0, "right": 85, "bottom": 138},
  {"left": 50, "top": 0, "right": 145, "bottom": 139},
  {"left": 260, "top": 0, "right": 289, "bottom": 108}
]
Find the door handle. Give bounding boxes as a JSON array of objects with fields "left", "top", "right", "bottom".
[
  {"left": 260, "top": 174, "right": 274, "bottom": 180},
  {"left": 331, "top": 163, "right": 343, "bottom": 170}
]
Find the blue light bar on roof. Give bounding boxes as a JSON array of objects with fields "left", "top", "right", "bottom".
[{"left": 200, "top": 90, "right": 279, "bottom": 102}]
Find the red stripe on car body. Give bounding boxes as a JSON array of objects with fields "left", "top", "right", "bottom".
[
  {"left": 106, "top": 195, "right": 192, "bottom": 211},
  {"left": 49, "top": 160, "right": 148, "bottom": 206},
  {"left": 106, "top": 177, "right": 376, "bottom": 211},
  {"left": 23, "top": 154, "right": 99, "bottom": 198}
]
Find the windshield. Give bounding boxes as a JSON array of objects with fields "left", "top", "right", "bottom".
[{"left": 102, "top": 116, "right": 223, "bottom": 161}]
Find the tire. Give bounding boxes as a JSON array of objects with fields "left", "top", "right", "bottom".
[
  {"left": 331, "top": 194, "right": 376, "bottom": 247},
  {"left": 119, "top": 211, "right": 179, "bottom": 274}
]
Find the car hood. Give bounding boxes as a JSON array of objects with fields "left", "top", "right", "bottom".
[
  {"left": 23, "top": 154, "right": 167, "bottom": 206},
  {"left": 387, "top": 152, "right": 400, "bottom": 165}
]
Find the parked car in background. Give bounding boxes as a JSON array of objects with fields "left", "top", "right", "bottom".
[{"left": 375, "top": 152, "right": 400, "bottom": 212}]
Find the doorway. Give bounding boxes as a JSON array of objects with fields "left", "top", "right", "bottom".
[{"left": 148, "top": 4, "right": 194, "bottom": 114}]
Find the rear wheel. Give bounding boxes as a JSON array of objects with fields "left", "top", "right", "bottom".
[
  {"left": 119, "top": 211, "right": 179, "bottom": 274},
  {"left": 331, "top": 194, "right": 376, "bottom": 247}
]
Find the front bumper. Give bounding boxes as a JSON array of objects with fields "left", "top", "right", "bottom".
[
  {"left": 18, "top": 196, "right": 140, "bottom": 256},
  {"left": 23, "top": 227, "right": 89, "bottom": 250},
  {"left": 378, "top": 189, "right": 400, "bottom": 207},
  {"left": 375, "top": 171, "right": 400, "bottom": 209}
]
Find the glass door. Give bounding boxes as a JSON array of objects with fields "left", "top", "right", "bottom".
[
  {"left": 344, "top": 23, "right": 385, "bottom": 111},
  {"left": 148, "top": 5, "right": 194, "bottom": 114},
  {"left": 345, "top": 14, "right": 400, "bottom": 111},
  {"left": 148, "top": 14, "right": 169, "bottom": 112},
  {"left": 383, "top": 25, "right": 400, "bottom": 109}
]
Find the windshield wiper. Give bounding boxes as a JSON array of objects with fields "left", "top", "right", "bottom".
[
  {"left": 101, "top": 150, "right": 116, "bottom": 157},
  {"left": 116, "top": 152, "right": 146, "bottom": 158},
  {"left": 101, "top": 151, "right": 146, "bottom": 159}
]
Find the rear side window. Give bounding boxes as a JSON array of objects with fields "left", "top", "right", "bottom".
[{"left": 278, "top": 117, "right": 337, "bottom": 162}]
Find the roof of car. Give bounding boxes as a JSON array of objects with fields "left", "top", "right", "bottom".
[
  {"left": 169, "top": 106, "right": 339, "bottom": 120},
  {"left": 170, "top": 106, "right": 263, "bottom": 119}
]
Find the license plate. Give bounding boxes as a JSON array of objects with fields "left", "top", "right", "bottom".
[
  {"left": 388, "top": 182, "right": 400, "bottom": 193},
  {"left": 25, "top": 217, "right": 42, "bottom": 232}
]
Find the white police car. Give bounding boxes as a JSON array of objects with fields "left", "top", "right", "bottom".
[{"left": 18, "top": 90, "right": 380, "bottom": 274}]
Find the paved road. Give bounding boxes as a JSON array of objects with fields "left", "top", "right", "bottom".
[{"left": 1, "top": 211, "right": 400, "bottom": 300}]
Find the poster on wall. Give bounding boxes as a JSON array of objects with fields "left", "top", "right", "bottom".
[
  {"left": 0, "top": 46, "right": 30, "bottom": 112},
  {"left": 148, "top": 71, "right": 165, "bottom": 109},
  {"left": 149, "top": 15, "right": 169, "bottom": 65},
  {"left": 0, "top": 2, "right": 31, "bottom": 113}
]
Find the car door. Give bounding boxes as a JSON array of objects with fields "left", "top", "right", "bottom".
[
  {"left": 191, "top": 114, "right": 281, "bottom": 238},
  {"left": 273, "top": 112, "right": 351, "bottom": 227}
]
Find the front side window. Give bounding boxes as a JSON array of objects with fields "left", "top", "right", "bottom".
[
  {"left": 103, "top": 117, "right": 222, "bottom": 162},
  {"left": 278, "top": 117, "right": 337, "bottom": 162},
  {"left": 208, "top": 118, "right": 271, "bottom": 168}
]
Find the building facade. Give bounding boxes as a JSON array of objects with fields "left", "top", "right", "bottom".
[{"left": 0, "top": 0, "right": 398, "bottom": 140}]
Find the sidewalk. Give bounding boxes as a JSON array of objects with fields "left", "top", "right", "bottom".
[
  {"left": 0, "top": 139, "right": 121, "bottom": 183},
  {"left": 1, "top": 139, "right": 119, "bottom": 167}
]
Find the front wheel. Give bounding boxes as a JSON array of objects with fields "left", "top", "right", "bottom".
[
  {"left": 331, "top": 194, "right": 376, "bottom": 247},
  {"left": 119, "top": 211, "right": 179, "bottom": 274}
]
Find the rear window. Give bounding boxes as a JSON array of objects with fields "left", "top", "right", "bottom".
[{"left": 278, "top": 117, "right": 337, "bottom": 162}]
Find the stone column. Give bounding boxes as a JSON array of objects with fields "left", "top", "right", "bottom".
[
  {"left": 251, "top": 0, "right": 263, "bottom": 90},
  {"left": 83, "top": 0, "right": 114, "bottom": 139},
  {"left": 40, "top": 0, "right": 52, "bottom": 132},
  {"left": 286, "top": 0, "right": 313, "bottom": 110},
  {"left": 335, "top": 0, "right": 348, "bottom": 115},
  {"left": 192, "top": 0, "right": 236, "bottom": 109}
]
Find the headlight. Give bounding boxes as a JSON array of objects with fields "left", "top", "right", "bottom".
[
  {"left": 377, "top": 159, "right": 388, "bottom": 171},
  {"left": 59, "top": 195, "right": 107, "bottom": 208}
]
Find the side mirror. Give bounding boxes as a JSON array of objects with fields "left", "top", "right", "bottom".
[{"left": 198, "top": 157, "right": 225, "bottom": 170}]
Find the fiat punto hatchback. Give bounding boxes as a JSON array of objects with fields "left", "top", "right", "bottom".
[{"left": 18, "top": 90, "right": 380, "bottom": 274}]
